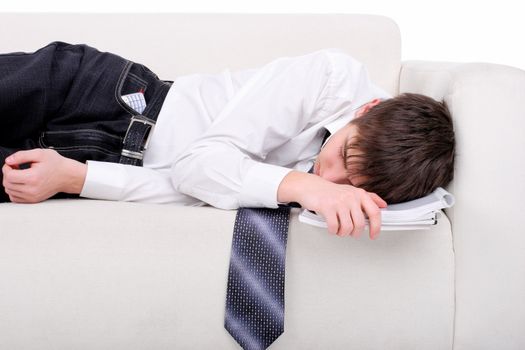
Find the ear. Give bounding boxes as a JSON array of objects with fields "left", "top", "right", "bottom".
[{"left": 355, "top": 98, "right": 382, "bottom": 118}]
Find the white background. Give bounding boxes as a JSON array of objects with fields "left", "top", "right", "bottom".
[{"left": 1, "top": 0, "right": 523, "bottom": 70}]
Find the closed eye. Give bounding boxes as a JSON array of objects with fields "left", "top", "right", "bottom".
[{"left": 339, "top": 145, "right": 355, "bottom": 185}]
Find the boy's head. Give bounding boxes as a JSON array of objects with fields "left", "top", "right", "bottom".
[{"left": 314, "top": 92, "right": 455, "bottom": 204}]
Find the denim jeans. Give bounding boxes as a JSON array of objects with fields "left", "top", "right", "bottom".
[{"left": 0, "top": 41, "right": 172, "bottom": 202}]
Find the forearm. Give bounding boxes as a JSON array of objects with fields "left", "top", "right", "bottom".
[
  {"left": 172, "top": 148, "right": 293, "bottom": 209},
  {"left": 82, "top": 160, "right": 185, "bottom": 204}
]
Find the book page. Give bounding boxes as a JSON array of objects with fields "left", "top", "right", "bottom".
[{"left": 382, "top": 187, "right": 455, "bottom": 221}]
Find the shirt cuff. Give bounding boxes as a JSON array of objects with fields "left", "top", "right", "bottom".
[
  {"left": 80, "top": 160, "right": 126, "bottom": 200},
  {"left": 239, "top": 162, "right": 294, "bottom": 208}
]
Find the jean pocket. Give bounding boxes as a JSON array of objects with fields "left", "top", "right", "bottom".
[
  {"left": 115, "top": 61, "right": 150, "bottom": 115},
  {"left": 122, "top": 71, "right": 148, "bottom": 95}
]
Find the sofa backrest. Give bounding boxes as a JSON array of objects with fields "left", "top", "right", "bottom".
[{"left": 0, "top": 13, "right": 401, "bottom": 95}]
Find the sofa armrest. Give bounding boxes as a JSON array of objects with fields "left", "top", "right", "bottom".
[{"left": 400, "top": 61, "right": 525, "bottom": 350}]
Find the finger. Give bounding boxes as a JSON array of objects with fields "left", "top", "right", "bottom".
[
  {"left": 2, "top": 162, "right": 12, "bottom": 175},
  {"left": 336, "top": 210, "right": 353, "bottom": 237},
  {"left": 4, "top": 183, "right": 27, "bottom": 194},
  {"left": 323, "top": 211, "right": 339, "bottom": 235},
  {"left": 362, "top": 197, "right": 382, "bottom": 239},
  {"left": 4, "top": 167, "right": 33, "bottom": 185},
  {"left": 8, "top": 192, "right": 27, "bottom": 203},
  {"left": 5, "top": 149, "right": 43, "bottom": 167},
  {"left": 349, "top": 206, "right": 366, "bottom": 238},
  {"left": 368, "top": 192, "right": 387, "bottom": 208}
]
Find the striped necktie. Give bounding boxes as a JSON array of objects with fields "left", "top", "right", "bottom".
[
  {"left": 224, "top": 206, "right": 290, "bottom": 350},
  {"left": 224, "top": 130, "right": 329, "bottom": 349}
]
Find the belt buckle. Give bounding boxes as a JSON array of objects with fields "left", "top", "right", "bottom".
[
  {"left": 128, "top": 115, "right": 155, "bottom": 150},
  {"left": 122, "top": 115, "right": 156, "bottom": 161}
]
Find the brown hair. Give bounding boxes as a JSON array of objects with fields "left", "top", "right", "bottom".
[{"left": 346, "top": 92, "right": 455, "bottom": 204}]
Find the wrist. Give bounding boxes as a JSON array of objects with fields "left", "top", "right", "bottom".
[
  {"left": 61, "top": 158, "right": 87, "bottom": 194},
  {"left": 277, "top": 170, "right": 315, "bottom": 204}
]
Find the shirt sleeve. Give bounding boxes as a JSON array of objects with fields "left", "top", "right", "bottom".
[
  {"left": 80, "top": 160, "right": 180, "bottom": 204},
  {"left": 170, "top": 49, "right": 359, "bottom": 209}
]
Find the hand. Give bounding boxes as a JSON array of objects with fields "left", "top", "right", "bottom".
[
  {"left": 302, "top": 179, "right": 387, "bottom": 239},
  {"left": 278, "top": 171, "right": 387, "bottom": 239},
  {"left": 2, "top": 148, "right": 87, "bottom": 204}
]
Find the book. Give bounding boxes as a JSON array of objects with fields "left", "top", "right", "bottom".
[{"left": 298, "top": 187, "right": 455, "bottom": 231}]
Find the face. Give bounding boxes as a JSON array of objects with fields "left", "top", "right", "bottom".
[{"left": 313, "top": 123, "right": 365, "bottom": 186}]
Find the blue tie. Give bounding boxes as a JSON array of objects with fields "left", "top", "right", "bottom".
[
  {"left": 224, "top": 131, "right": 327, "bottom": 349},
  {"left": 224, "top": 207, "right": 290, "bottom": 350}
]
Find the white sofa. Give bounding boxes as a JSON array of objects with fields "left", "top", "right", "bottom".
[{"left": 0, "top": 13, "right": 524, "bottom": 350}]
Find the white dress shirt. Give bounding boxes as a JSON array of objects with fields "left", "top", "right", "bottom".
[{"left": 80, "top": 48, "right": 392, "bottom": 209}]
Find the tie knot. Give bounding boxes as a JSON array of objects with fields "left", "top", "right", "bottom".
[{"left": 321, "top": 129, "right": 331, "bottom": 146}]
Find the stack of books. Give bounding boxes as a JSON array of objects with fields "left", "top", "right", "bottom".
[{"left": 298, "top": 187, "right": 455, "bottom": 231}]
